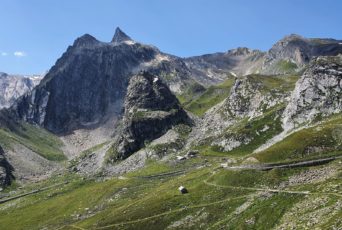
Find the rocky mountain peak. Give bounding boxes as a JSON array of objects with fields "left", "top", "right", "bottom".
[
  {"left": 264, "top": 34, "right": 342, "bottom": 72},
  {"left": 281, "top": 34, "right": 306, "bottom": 42},
  {"left": 73, "top": 34, "right": 99, "bottom": 48},
  {"left": 111, "top": 27, "right": 133, "bottom": 44}
]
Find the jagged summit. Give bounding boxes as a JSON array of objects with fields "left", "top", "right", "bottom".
[
  {"left": 280, "top": 34, "right": 342, "bottom": 44},
  {"left": 226, "top": 47, "right": 261, "bottom": 56},
  {"left": 111, "top": 27, "right": 133, "bottom": 43},
  {"left": 73, "top": 34, "right": 99, "bottom": 47}
]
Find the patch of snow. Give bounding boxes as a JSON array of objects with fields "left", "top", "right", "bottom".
[
  {"left": 230, "top": 71, "right": 237, "bottom": 77},
  {"left": 153, "top": 77, "right": 159, "bottom": 83},
  {"left": 136, "top": 54, "right": 171, "bottom": 70},
  {"left": 123, "top": 40, "right": 136, "bottom": 45},
  {"left": 155, "top": 53, "right": 170, "bottom": 62}
]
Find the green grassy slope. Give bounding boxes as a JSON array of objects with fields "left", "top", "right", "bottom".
[
  {"left": 254, "top": 114, "right": 342, "bottom": 163},
  {"left": 182, "top": 78, "right": 235, "bottom": 116},
  {"left": 0, "top": 121, "right": 66, "bottom": 161},
  {"left": 0, "top": 114, "right": 340, "bottom": 229},
  {"left": 246, "top": 74, "right": 299, "bottom": 95},
  {"left": 0, "top": 157, "right": 340, "bottom": 230}
]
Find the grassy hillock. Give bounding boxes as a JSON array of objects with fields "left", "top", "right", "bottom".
[
  {"left": 182, "top": 78, "right": 235, "bottom": 116},
  {"left": 246, "top": 74, "right": 299, "bottom": 95}
]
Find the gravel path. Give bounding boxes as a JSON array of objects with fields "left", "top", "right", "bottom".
[{"left": 227, "top": 155, "right": 342, "bottom": 171}]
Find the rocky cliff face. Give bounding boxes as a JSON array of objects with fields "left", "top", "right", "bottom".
[
  {"left": 0, "top": 145, "right": 13, "bottom": 188},
  {"left": 283, "top": 55, "right": 342, "bottom": 131},
  {"left": 224, "top": 77, "right": 265, "bottom": 118},
  {"left": 14, "top": 31, "right": 157, "bottom": 133},
  {"left": 0, "top": 73, "right": 42, "bottom": 109},
  {"left": 111, "top": 71, "right": 190, "bottom": 160}
]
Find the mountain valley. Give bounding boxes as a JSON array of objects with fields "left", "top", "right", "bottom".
[{"left": 0, "top": 28, "right": 341, "bottom": 229}]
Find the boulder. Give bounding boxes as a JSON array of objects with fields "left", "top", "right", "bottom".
[{"left": 0, "top": 146, "right": 14, "bottom": 187}]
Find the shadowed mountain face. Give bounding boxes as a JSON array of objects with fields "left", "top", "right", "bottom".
[
  {"left": 13, "top": 29, "right": 194, "bottom": 134},
  {"left": 14, "top": 35, "right": 156, "bottom": 133}
]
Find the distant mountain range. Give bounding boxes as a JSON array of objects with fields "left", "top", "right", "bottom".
[
  {"left": 0, "top": 72, "right": 42, "bottom": 109},
  {"left": 2, "top": 30, "right": 342, "bottom": 112}
]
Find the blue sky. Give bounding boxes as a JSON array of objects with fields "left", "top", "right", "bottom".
[{"left": 0, "top": 0, "right": 341, "bottom": 74}]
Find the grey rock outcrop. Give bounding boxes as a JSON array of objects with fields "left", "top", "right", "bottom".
[
  {"left": 0, "top": 72, "right": 42, "bottom": 109},
  {"left": 0, "top": 145, "right": 14, "bottom": 187},
  {"left": 222, "top": 75, "right": 289, "bottom": 119},
  {"left": 283, "top": 55, "right": 342, "bottom": 130},
  {"left": 112, "top": 71, "right": 191, "bottom": 160},
  {"left": 224, "top": 77, "right": 264, "bottom": 118}
]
